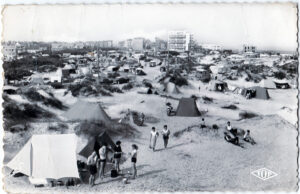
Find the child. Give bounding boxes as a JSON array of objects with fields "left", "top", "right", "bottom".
[
  {"left": 87, "top": 152, "right": 98, "bottom": 186},
  {"left": 200, "top": 118, "right": 206, "bottom": 128},
  {"left": 130, "top": 144, "right": 138, "bottom": 179},
  {"left": 162, "top": 125, "right": 171, "bottom": 149},
  {"left": 114, "top": 141, "right": 122, "bottom": 172},
  {"left": 243, "top": 130, "right": 256, "bottom": 145},
  {"left": 149, "top": 127, "right": 159, "bottom": 151}
]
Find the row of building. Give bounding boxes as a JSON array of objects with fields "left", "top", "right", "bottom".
[{"left": 2, "top": 31, "right": 259, "bottom": 61}]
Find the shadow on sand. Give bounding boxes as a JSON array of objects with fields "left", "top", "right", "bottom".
[{"left": 154, "top": 142, "right": 190, "bottom": 152}]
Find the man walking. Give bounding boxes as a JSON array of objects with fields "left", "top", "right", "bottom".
[{"left": 162, "top": 125, "right": 171, "bottom": 149}]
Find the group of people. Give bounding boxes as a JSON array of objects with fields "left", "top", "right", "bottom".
[
  {"left": 149, "top": 125, "right": 171, "bottom": 151},
  {"left": 224, "top": 121, "right": 256, "bottom": 147},
  {"left": 87, "top": 141, "right": 139, "bottom": 186}
]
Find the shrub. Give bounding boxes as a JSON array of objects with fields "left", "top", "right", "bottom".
[
  {"left": 103, "top": 85, "right": 123, "bottom": 93},
  {"left": 274, "top": 71, "right": 286, "bottom": 80},
  {"left": 24, "top": 88, "right": 66, "bottom": 109},
  {"left": 239, "top": 111, "right": 258, "bottom": 119},
  {"left": 51, "top": 82, "right": 64, "bottom": 89},
  {"left": 122, "top": 83, "right": 134, "bottom": 90},
  {"left": 117, "top": 77, "right": 130, "bottom": 84},
  {"left": 170, "top": 76, "right": 188, "bottom": 87},
  {"left": 102, "top": 78, "right": 113, "bottom": 84},
  {"left": 221, "top": 104, "right": 238, "bottom": 110},
  {"left": 108, "top": 72, "right": 120, "bottom": 79},
  {"left": 143, "top": 82, "right": 152, "bottom": 88},
  {"left": 212, "top": 124, "right": 219, "bottom": 129}
]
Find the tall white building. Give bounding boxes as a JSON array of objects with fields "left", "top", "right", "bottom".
[{"left": 168, "top": 31, "right": 192, "bottom": 52}]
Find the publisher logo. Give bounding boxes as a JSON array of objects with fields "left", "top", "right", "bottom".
[{"left": 251, "top": 168, "right": 278, "bottom": 181}]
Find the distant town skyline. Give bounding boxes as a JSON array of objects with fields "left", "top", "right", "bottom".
[{"left": 2, "top": 3, "right": 298, "bottom": 52}]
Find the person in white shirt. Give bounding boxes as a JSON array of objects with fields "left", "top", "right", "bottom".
[
  {"left": 162, "top": 125, "right": 171, "bottom": 149},
  {"left": 130, "top": 144, "right": 138, "bottom": 179},
  {"left": 226, "top": 121, "right": 232, "bottom": 132},
  {"left": 87, "top": 152, "right": 98, "bottom": 186},
  {"left": 98, "top": 143, "right": 107, "bottom": 180},
  {"left": 149, "top": 127, "right": 159, "bottom": 151}
]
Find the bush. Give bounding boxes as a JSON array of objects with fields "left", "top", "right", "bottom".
[
  {"left": 103, "top": 85, "right": 123, "bottom": 93},
  {"left": 24, "top": 88, "right": 66, "bottom": 110},
  {"left": 239, "top": 111, "right": 258, "bottom": 119},
  {"left": 50, "top": 82, "right": 64, "bottom": 89},
  {"left": 170, "top": 76, "right": 188, "bottom": 87},
  {"left": 143, "top": 82, "right": 152, "bottom": 88},
  {"left": 68, "top": 83, "right": 97, "bottom": 97},
  {"left": 102, "top": 78, "right": 113, "bottom": 84},
  {"left": 212, "top": 124, "right": 219, "bottom": 129},
  {"left": 108, "top": 72, "right": 120, "bottom": 79},
  {"left": 98, "top": 88, "right": 112, "bottom": 96},
  {"left": 122, "top": 83, "right": 134, "bottom": 90},
  {"left": 116, "top": 77, "right": 130, "bottom": 84},
  {"left": 221, "top": 104, "right": 238, "bottom": 110},
  {"left": 3, "top": 103, "right": 54, "bottom": 130},
  {"left": 274, "top": 71, "right": 286, "bottom": 80}
]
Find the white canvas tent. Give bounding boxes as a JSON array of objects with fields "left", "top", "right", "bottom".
[
  {"left": 260, "top": 79, "right": 276, "bottom": 89},
  {"left": 7, "top": 134, "right": 79, "bottom": 182}
]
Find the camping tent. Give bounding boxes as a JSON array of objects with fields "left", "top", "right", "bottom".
[
  {"left": 260, "top": 79, "right": 276, "bottom": 89},
  {"left": 62, "top": 100, "right": 111, "bottom": 124},
  {"left": 208, "top": 80, "right": 228, "bottom": 92},
  {"left": 7, "top": 134, "right": 79, "bottom": 180},
  {"left": 241, "top": 86, "right": 270, "bottom": 100},
  {"left": 163, "top": 82, "right": 181, "bottom": 94},
  {"left": 79, "top": 131, "right": 116, "bottom": 159},
  {"left": 273, "top": 81, "right": 290, "bottom": 89},
  {"left": 176, "top": 98, "right": 201, "bottom": 117}
]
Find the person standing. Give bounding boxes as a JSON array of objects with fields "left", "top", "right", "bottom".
[
  {"left": 162, "top": 125, "right": 171, "bottom": 149},
  {"left": 98, "top": 143, "right": 107, "bottom": 180},
  {"left": 114, "top": 141, "right": 122, "bottom": 173},
  {"left": 87, "top": 152, "right": 98, "bottom": 186},
  {"left": 149, "top": 127, "right": 159, "bottom": 151},
  {"left": 130, "top": 144, "right": 138, "bottom": 179}
]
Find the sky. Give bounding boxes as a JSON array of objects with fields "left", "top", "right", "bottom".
[{"left": 2, "top": 3, "right": 298, "bottom": 51}]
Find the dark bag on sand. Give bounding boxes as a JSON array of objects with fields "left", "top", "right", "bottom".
[{"left": 111, "top": 169, "right": 118, "bottom": 178}]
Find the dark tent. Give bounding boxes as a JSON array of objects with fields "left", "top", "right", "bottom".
[
  {"left": 241, "top": 86, "right": 270, "bottom": 100},
  {"left": 208, "top": 80, "right": 228, "bottom": 92},
  {"left": 176, "top": 98, "right": 201, "bottom": 117},
  {"left": 79, "top": 131, "right": 116, "bottom": 159},
  {"left": 274, "top": 82, "right": 290, "bottom": 89}
]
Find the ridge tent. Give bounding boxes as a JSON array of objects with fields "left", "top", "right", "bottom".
[
  {"left": 241, "top": 86, "right": 270, "bottom": 100},
  {"left": 274, "top": 81, "right": 290, "bottom": 89},
  {"left": 260, "top": 79, "right": 276, "bottom": 89},
  {"left": 7, "top": 134, "right": 79, "bottom": 181},
  {"left": 163, "top": 82, "right": 181, "bottom": 94},
  {"left": 208, "top": 80, "right": 228, "bottom": 92},
  {"left": 62, "top": 100, "right": 111, "bottom": 124},
  {"left": 79, "top": 131, "right": 116, "bottom": 159},
  {"left": 176, "top": 98, "right": 201, "bottom": 117}
]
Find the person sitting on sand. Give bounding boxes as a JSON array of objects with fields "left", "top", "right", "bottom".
[
  {"left": 98, "top": 143, "right": 107, "bottom": 180},
  {"left": 114, "top": 141, "right": 122, "bottom": 173},
  {"left": 162, "top": 125, "right": 171, "bottom": 149},
  {"left": 200, "top": 118, "right": 206, "bottom": 128},
  {"left": 243, "top": 130, "right": 256, "bottom": 145},
  {"left": 149, "top": 127, "right": 159, "bottom": 151},
  {"left": 87, "top": 151, "right": 98, "bottom": 186},
  {"left": 224, "top": 132, "right": 239, "bottom": 145},
  {"left": 226, "top": 121, "right": 232, "bottom": 132},
  {"left": 130, "top": 144, "right": 138, "bottom": 179}
]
